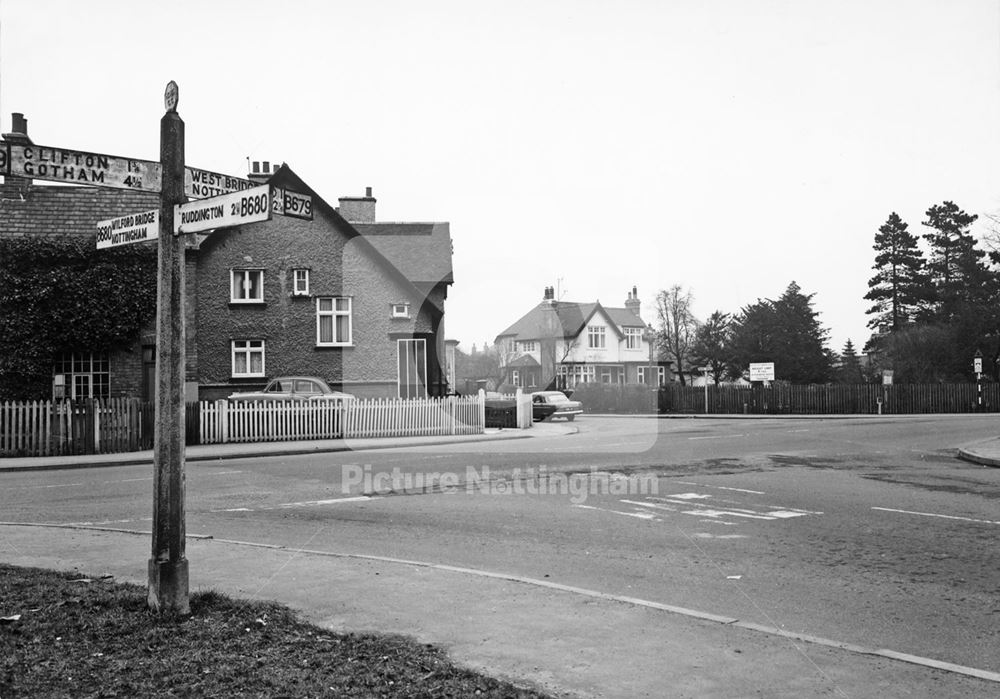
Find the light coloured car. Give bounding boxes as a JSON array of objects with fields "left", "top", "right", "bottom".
[
  {"left": 228, "top": 376, "right": 355, "bottom": 403},
  {"left": 531, "top": 391, "right": 583, "bottom": 421}
]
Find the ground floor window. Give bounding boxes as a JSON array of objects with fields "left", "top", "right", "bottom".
[
  {"left": 638, "top": 366, "right": 666, "bottom": 385},
  {"left": 398, "top": 338, "right": 427, "bottom": 399},
  {"left": 53, "top": 352, "right": 110, "bottom": 399},
  {"left": 558, "top": 364, "right": 596, "bottom": 388},
  {"left": 232, "top": 340, "right": 265, "bottom": 377}
]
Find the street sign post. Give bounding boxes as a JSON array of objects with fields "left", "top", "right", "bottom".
[
  {"left": 174, "top": 184, "right": 271, "bottom": 234},
  {"left": 96, "top": 209, "right": 159, "bottom": 249},
  {"left": 148, "top": 80, "right": 189, "bottom": 616},
  {"left": 0, "top": 141, "right": 161, "bottom": 192}
]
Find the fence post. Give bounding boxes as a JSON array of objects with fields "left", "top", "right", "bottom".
[
  {"left": 217, "top": 400, "right": 229, "bottom": 444},
  {"left": 478, "top": 389, "right": 486, "bottom": 432}
]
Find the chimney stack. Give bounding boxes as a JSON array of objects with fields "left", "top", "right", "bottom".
[
  {"left": 2, "top": 112, "right": 33, "bottom": 193},
  {"left": 248, "top": 160, "right": 278, "bottom": 184},
  {"left": 625, "top": 286, "right": 641, "bottom": 318},
  {"left": 338, "top": 187, "right": 377, "bottom": 223}
]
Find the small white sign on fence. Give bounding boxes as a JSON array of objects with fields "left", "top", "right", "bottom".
[{"left": 749, "top": 362, "right": 775, "bottom": 382}]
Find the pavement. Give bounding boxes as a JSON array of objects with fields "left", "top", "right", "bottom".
[
  {"left": 3, "top": 423, "right": 1000, "bottom": 697},
  {"left": 0, "top": 423, "right": 555, "bottom": 472},
  {"left": 956, "top": 435, "right": 1000, "bottom": 468}
]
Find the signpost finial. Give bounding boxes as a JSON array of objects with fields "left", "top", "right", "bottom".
[{"left": 164, "top": 81, "right": 179, "bottom": 113}]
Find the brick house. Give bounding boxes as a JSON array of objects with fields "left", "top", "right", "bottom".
[
  {"left": 495, "top": 286, "right": 670, "bottom": 390},
  {"left": 195, "top": 168, "right": 454, "bottom": 400},
  {"left": 0, "top": 113, "right": 454, "bottom": 401}
]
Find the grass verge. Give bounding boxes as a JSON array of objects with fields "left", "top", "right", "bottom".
[{"left": 0, "top": 563, "right": 552, "bottom": 698}]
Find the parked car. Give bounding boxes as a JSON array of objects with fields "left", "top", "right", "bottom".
[
  {"left": 228, "top": 376, "right": 355, "bottom": 403},
  {"left": 531, "top": 391, "right": 583, "bottom": 421}
]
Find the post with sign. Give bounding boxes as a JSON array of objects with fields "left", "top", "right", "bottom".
[
  {"left": 974, "top": 350, "right": 983, "bottom": 412},
  {"left": 147, "top": 81, "right": 189, "bottom": 615}
]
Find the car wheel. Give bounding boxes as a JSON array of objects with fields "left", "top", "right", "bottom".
[{"left": 565, "top": 415, "right": 575, "bottom": 421}]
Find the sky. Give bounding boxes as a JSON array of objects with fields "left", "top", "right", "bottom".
[{"left": 2, "top": 0, "right": 999, "bottom": 355}]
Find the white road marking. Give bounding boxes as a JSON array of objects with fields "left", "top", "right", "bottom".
[
  {"left": 684, "top": 508, "right": 776, "bottom": 520},
  {"left": 691, "top": 533, "right": 748, "bottom": 539},
  {"left": 22, "top": 483, "right": 84, "bottom": 489},
  {"left": 677, "top": 481, "right": 766, "bottom": 495},
  {"left": 275, "top": 496, "right": 372, "bottom": 508},
  {"left": 687, "top": 433, "right": 745, "bottom": 440},
  {"left": 103, "top": 477, "right": 152, "bottom": 484},
  {"left": 575, "top": 504, "right": 660, "bottom": 520},
  {"left": 872, "top": 507, "right": 1000, "bottom": 526},
  {"left": 667, "top": 492, "right": 712, "bottom": 500}
]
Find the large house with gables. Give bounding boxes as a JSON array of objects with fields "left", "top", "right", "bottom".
[
  {"left": 0, "top": 112, "right": 455, "bottom": 402},
  {"left": 495, "top": 286, "right": 670, "bottom": 391}
]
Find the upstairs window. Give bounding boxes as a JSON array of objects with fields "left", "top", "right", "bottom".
[
  {"left": 231, "top": 269, "right": 263, "bottom": 303},
  {"left": 317, "top": 297, "right": 352, "bottom": 346},
  {"left": 391, "top": 303, "right": 410, "bottom": 318},
  {"left": 519, "top": 340, "right": 537, "bottom": 352},
  {"left": 293, "top": 269, "right": 310, "bottom": 296},
  {"left": 624, "top": 327, "right": 642, "bottom": 350},
  {"left": 588, "top": 325, "right": 606, "bottom": 349}
]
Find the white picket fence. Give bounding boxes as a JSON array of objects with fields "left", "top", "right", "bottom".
[{"left": 198, "top": 392, "right": 488, "bottom": 444}]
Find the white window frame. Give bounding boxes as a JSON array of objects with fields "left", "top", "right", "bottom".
[
  {"left": 53, "top": 352, "right": 110, "bottom": 399},
  {"left": 231, "top": 340, "right": 265, "bottom": 377},
  {"left": 512, "top": 369, "right": 521, "bottom": 387},
  {"left": 588, "top": 325, "right": 606, "bottom": 349},
  {"left": 316, "top": 297, "right": 353, "bottom": 346},
  {"left": 638, "top": 366, "right": 666, "bottom": 385},
  {"left": 231, "top": 269, "right": 264, "bottom": 303},
  {"left": 519, "top": 340, "right": 536, "bottom": 352},
  {"left": 624, "top": 327, "right": 642, "bottom": 350},
  {"left": 292, "top": 269, "right": 310, "bottom": 296},
  {"left": 391, "top": 303, "right": 410, "bottom": 318}
]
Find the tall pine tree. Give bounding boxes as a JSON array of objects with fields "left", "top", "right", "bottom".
[
  {"left": 864, "top": 212, "right": 930, "bottom": 331},
  {"left": 922, "top": 201, "right": 989, "bottom": 317}
]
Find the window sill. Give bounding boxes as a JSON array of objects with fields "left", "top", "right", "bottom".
[
  {"left": 229, "top": 301, "right": 266, "bottom": 307},
  {"left": 315, "top": 344, "right": 354, "bottom": 349}
]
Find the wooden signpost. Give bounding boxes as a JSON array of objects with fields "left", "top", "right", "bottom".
[{"left": 2, "top": 81, "right": 320, "bottom": 614}]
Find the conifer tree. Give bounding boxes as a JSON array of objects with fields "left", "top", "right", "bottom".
[
  {"left": 922, "top": 201, "right": 989, "bottom": 317},
  {"left": 864, "top": 212, "right": 930, "bottom": 331},
  {"left": 837, "top": 339, "right": 865, "bottom": 383}
]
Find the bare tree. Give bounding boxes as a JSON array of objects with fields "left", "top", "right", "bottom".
[{"left": 655, "top": 285, "right": 699, "bottom": 385}]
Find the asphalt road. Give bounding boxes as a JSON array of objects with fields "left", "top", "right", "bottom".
[{"left": 3, "top": 415, "right": 999, "bottom": 684}]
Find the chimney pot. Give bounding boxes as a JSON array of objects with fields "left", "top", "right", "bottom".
[
  {"left": 252, "top": 161, "right": 260, "bottom": 174},
  {"left": 11, "top": 113, "right": 27, "bottom": 135},
  {"left": 262, "top": 161, "right": 270, "bottom": 173},
  {"left": 365, "top": 186, "right": 372, "bottom": 198}
]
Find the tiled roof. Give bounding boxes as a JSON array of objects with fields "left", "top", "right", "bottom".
[
  {"left": 0, "top": 184, "right": 159, "bottom": 237},
  {"left": 496, "top": 301, "right": 645, "bottom": 342},
  {"left": 353, "top": 222, "right": 454, "bottom": 285}
]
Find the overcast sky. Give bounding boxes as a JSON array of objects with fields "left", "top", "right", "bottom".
[{"left": 2, "top": 0, "right": 998, "bottom": 355}]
